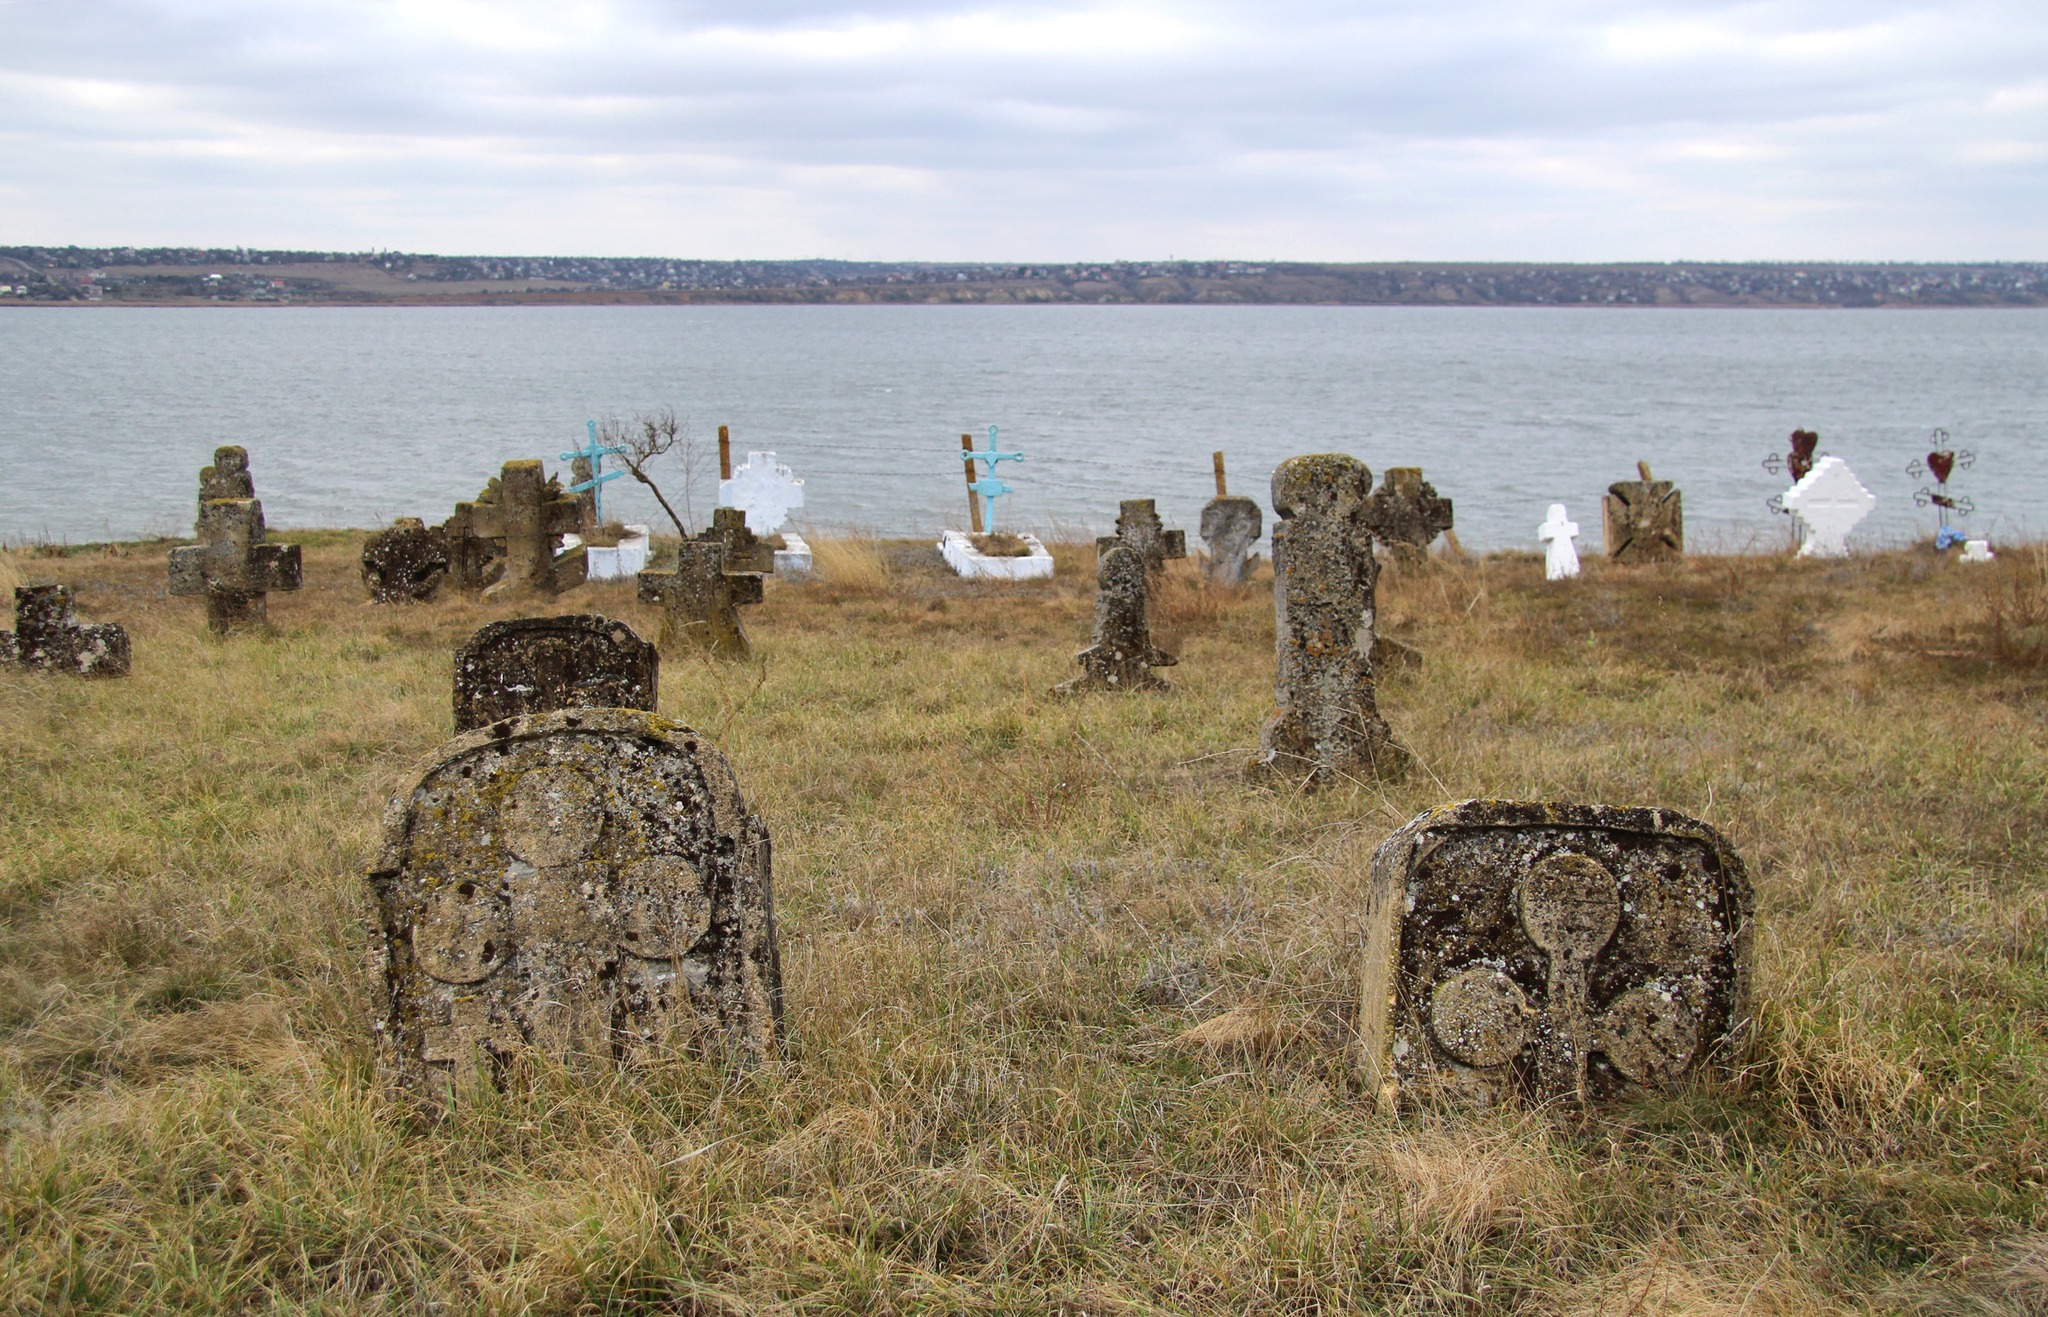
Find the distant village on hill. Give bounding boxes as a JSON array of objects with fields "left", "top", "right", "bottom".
[{"left": 3, "top": 246, "right": 2045, "bottom": 307}]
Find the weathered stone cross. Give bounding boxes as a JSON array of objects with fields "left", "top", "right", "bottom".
[
  {"left": 452, "top": 460, "right": 587, "bottom": 596},
  {"left": 167, "top": 446, "right": 302, "bottom": 633},
  {"left": 636, "top": 511, "right": 774, "bottom": 661}
]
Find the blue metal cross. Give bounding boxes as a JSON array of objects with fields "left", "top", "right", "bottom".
[
  {"left": 961, "top": 424, "right": 1026, "bottom": 532},
  {"left": 562, "top": 419, "right": 628, "bottom": 522}
]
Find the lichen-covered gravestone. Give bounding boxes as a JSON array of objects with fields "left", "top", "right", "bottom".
[
  {"left": 1782, "top": 456, "right": 1876, "bottom": 558},
  {"left": 1603, "top": 462, "right": 1684, "bottom": 564},
  {"left": 1253, "top": 454, "right": 1406, "bottom": 786},
  {"left": 452, "top": 615, "right": 659, "bottom": 733},
  {"left": 367, "top": 707, "right": 783, "bottom": 1102},
  {"left": 1113, "top": 499, "right": 1187, "bottom": 579},
  {"left": 1054, "top": 541, "right": 1176, "bottom": 694},
  {"left": 0, "top": 585, "right": 130, "bottom": 677},
  {"left": 1358, "top": 800, "right": 1753, "bottom": 1108},
  {"left": 362, "top": 518, "right": 452, "bottom": 603},
  {"left": 639, "top": 542, "right": 766, "bottom": 661},
  {"left": 167, "top": 446, "right": 303, "bottom": 633},
  {"left": 448, "top": 460, "right": 587, "bottom": 597},
  {"left": 1362, "top": 467, "right": 1454, "bottom": 558},
  {"left": 438, "top": 501, "right": 502, "bottom": 594},
  {"left": 637, "top": 510, "right": 774, "bottom": 661}
]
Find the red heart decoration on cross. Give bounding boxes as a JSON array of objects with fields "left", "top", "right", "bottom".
[{"left": 1927, "top": 450, "right": 1955, "bottom": 485}]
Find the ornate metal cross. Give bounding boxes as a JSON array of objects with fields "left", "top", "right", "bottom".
[
  {"left": 960, "top": 425, "right": 1026, "bottom": 533},
  {"left": 1908, "top": 429, "right": 1976, "bottom": 550}
]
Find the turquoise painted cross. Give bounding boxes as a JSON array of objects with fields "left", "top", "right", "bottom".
[
  {"left": 563, "top": 420, "right": 628, "bottom": 522},
  {"left": 961, "top": 425, "right": 1026, "bottom": 532}
]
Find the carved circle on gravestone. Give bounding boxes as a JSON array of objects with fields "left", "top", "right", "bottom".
[
  {"left": 1428, "top": 967, "right": 1531, "bottom": 1067},
  {"left": 502, "top": 769, "right": 604, "bottom": 868},
  {"left": 1598, "top": 981, "right": 1703, "bottom": 1086}
]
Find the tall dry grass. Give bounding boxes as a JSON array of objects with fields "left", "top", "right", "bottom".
[
  {"left": 0, "top": 534, "right": 2043, "bottom": 1312},
  {"left": 807, "top": 533, "right": 891, "bottom": 593}
]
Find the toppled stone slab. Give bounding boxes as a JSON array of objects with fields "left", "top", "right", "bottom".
[
  {"left": 1199, "top": 495, "right": 1262, "bottom": 586},
  {"left": 1359, "top": 800, "right": 1754, "bottom": 1108},
  {"left": 1362, "top": 467, "right": 1454, "bottom": 557},
  {"left": 362, "top": 518, "right": 452, "bottom": 603},
  {"left": 1, "top": 585, "right": 130, "bottom": 677},
  {"left": 1055, "top": 542, "right": 1175, "bottom": 694},
  {"left": 1603, "top": 464, "right": 1684, "bottom": 564},
  {"left": 453, "top": 615, "right": 659, "bottom": 733},
  {"left": 167, "top": 447, "right": 302, "bottom": 633},
  {"left": 1253, "top": 454, "right": 1406, "bottom": 786},
  {"left": 367, "top": 707, "right": 783, "bottom": 1104}
]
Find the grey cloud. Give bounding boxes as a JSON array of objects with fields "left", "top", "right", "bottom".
[{"left": 1, "top": 0, "right": 2042, "bottom": 257}]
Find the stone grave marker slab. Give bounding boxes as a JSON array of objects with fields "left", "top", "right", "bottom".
[
  {"left": 1253, "top": 454, "right": 1406, "bottom": 786},
  {"left": 1538, "top": 503, "right": 1581, "bottom": 580},
  {"left": 1781, "top": 456, "right": 1876, "bottom": 558},
  {"left": 1, "top": 585, "right": 130, "bottom": 677},
  {"left": 1602, "top": 464, "right": 1684, "bottom": 564},
  {"left": 1359, "top": 800, "right": 1754, "bottom": 1108},
  {"left": 362, "top": 518, "right": 452, "bottom": 603},
  {"left": 367, "top": 707, "right": 783, "bottom": 1103},
  {"left": 1362, "top": 467, "right": 1454, "bottom": 556},
  {"left": 1055, "top": 542, "right": 1176, "bottom": 694},
  {"left": 452, "top": 615, "right": 659, "bottom": 733},
  {"left": 1200, "top": 496, "right": 1262, "bottom": 587}
]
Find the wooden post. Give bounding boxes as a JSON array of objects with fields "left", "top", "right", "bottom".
[
  {"left": 1636, "top": 460, "right": 1653, "bottom": 482},
  {"left": 1212, "top": 450, "right": 1228, "bottom": 497},
  {"left": 718, "top": 425, "right": 733, "bottom": 481},
  {"left": 960, "top": 433, "right": 984, "bottom": 533}
]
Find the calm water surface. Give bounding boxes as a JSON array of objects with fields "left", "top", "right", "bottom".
[{"left": 4, "top": 305, "right": 2043, "bottom": 551}]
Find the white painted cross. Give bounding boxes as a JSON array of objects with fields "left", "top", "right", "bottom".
[
  {"left": 1781, "top": 456, "right": 1876, "bottom": 558},
  {"left": 718, "top": 451, "right": 805, "bottom": 535},
  {"left": 1538, "top": 503, "right": 1581, "bottom": 580}
]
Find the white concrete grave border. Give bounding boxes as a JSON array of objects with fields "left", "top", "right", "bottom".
[{"left": 939, "top": 529, "right": 1054, "bottom": 580}]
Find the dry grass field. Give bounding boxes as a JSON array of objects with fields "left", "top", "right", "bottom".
[{"left": 0, "top": 533, "right": 2044, "bottom": 1314}]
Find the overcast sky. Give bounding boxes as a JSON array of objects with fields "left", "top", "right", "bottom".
[{"left": 2, "top": 1, "right": 2043, "bottom": 260}]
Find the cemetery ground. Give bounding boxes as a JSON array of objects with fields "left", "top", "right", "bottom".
[{"left": 1, "top": 532, "right": 2045, "bottom": 1315}]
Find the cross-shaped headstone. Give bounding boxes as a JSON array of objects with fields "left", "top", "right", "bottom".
[
  {"left": 562, "top": 420, "right": 628, "bottom": 525},
  {"left": 438, "top": 501, "right": 501, "bottom": 593},
  {"left": 1361, "top": 467, "right": 1454, "bottom": 558},
  {"left": 1253, "top": 454, "right": 1406, "bottom": 787},
  {"left": 1602, "top": 461, "right": 1683, "bottom": 563},
  {"left": 1537, "top": 503, "right": 1580, "bottom": 580},
  {"left": 1110, "top": 499, "right": 1187, "bottom": 578},
  {"left": 1, "top": 584, "right": 130, "bottom": 677},
  {"left": 718, "top": 452, "right": 805, "bottom": 535},
  {"left": 1055, "top": 542, "right": 1176, "bottom": 694},
  {"left": 167, "top": 447, "right": 302, "bottom": 633},
  {"left": 1781, "top": 456, "right": 1875, "bottom": 558},
  {"left": 458, "top": 460, "right": 588, "bottom": 597},
  {"left": 637, "top": 540, "right": 766, "bottom": 661}
]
